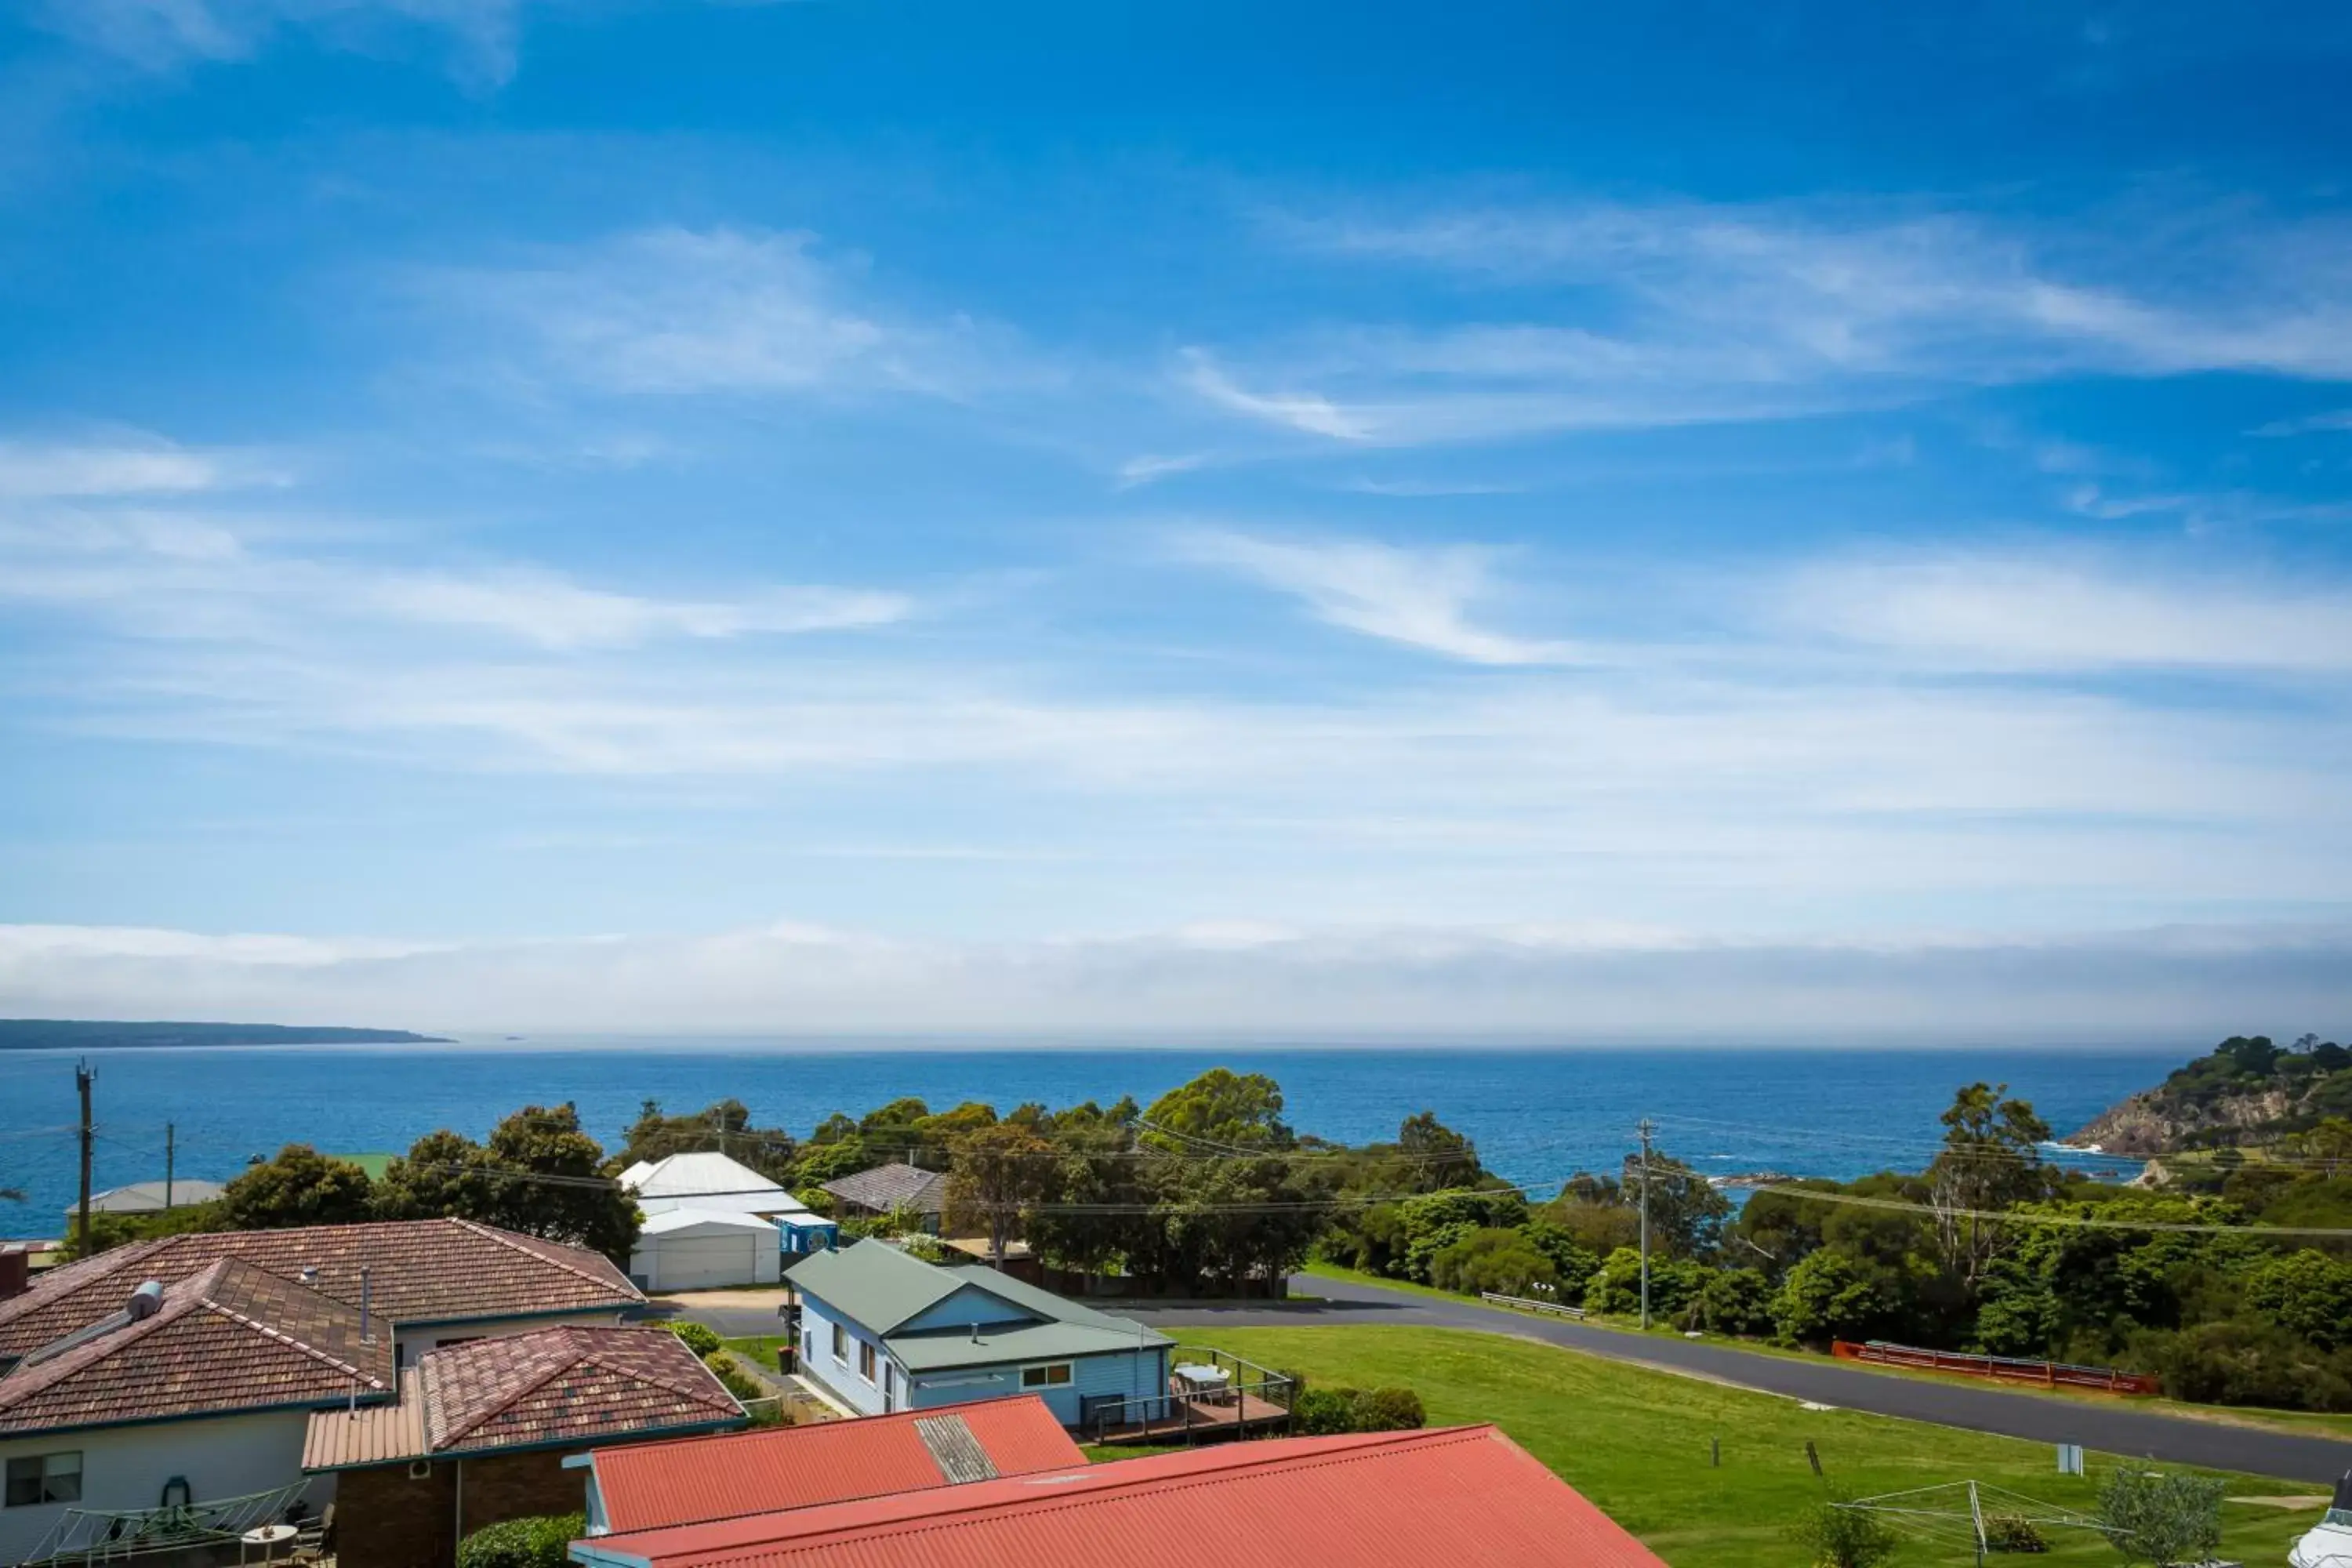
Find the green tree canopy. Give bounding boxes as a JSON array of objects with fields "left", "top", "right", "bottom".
[{"left": 220, "top": 1145, "right": 374, "bottom": 1231}]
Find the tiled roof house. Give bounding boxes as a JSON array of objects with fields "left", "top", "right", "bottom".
[
  {"left": 0, "top": 1219, "right": 644, "bottom": 1566},
  {"left": 306, "top": 1327, "right": 745, "bottom": 1568}
]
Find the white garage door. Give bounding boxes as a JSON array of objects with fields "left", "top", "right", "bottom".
[{"left": 655, "top": 1233, "right": 759, "bottom": 1290}]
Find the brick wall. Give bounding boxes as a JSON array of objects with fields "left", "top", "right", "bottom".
[{"left": 336, "top": 1449, "right": 586, "bottom": 1568}]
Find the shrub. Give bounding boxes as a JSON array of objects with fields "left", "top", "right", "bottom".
[
  {"left": 1788, "top": 1500, "right": 1900, "bottom": 1568},
  {"left": 456, "top": 1513, "right": 585, "bottom": 1568},
  {"left": 1352, "top": 1386, "right": 1424, "bottom": 1432},
  {"left": 2143, "top": 1320, "right": 2352, "bottom": 1411},
  {"left": 701, "top": 1351, "right": 766, "bottom": 1403},
  {"left": 1983, "top": 1515, "right": 2048, "bottom": 1554},
  {"left": 1291, "top": 1387, "right": 1361, "bottom": 1436},
  {"left": 2097, "top": 1467, "right": 2224, "bottom": 1566},
  {"left": 664, "top": 1320, "right": 721, "bottom": 1357},
  {"left": 1428, "top": 1226, "right": 1560, "bottom": 1298},
  {"left": 1686, "top": 1267, "right": 1774, "bottom": 1336},
  {"left": 1583, "top": 1247, "right": 1704, "bottom": 1319},
  {"left": 1290, "top": 1385, "right": 1423, "bottom": 1435},
  {"left": 1770, "top": 1250, "right": 1896, "bottom": 1346}
]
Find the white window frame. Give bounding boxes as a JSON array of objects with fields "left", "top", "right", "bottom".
[
  {"left": 5, "top": 1451, "right": 82, "bottom": 1508},
  {"left": 1020, "top": 1362, "right": 1073, "bottom": 1389},
  {"left": 831, "top": 1321, "right": 846, "bottom": 1363},
  {"left": 858, "top": 1339, "right": 877, "bottom": 1385}
]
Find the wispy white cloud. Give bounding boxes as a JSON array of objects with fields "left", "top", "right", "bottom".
[
  {"left": 4, "top": 916, "right": 2345, "bottom": 1039},
  {"left": 426, "top": 227, "right": 1036, "bottom": 402},
  {"left": 1171, "top": 528, "right": 1580, "bottom": 665},
  {"left": 0, "top": 504, "right": 912, "bottom": 651},
  {"left": 2252, "top": 408, "right": 2352, "bottom": 437},
  {"left": 0, "top": 434, "right": 280, "bottom": 499},
  {"left": 34, "top": 0, "right": 526, "bottom": 85},
  {"left": 1190, "top": 198, "right": 2352, "bottom": 445},
  {"left": 1780, "top": 550, "right": 2352, "bottom": 673},
  {"left": 1115, "top": 452, "right": 1212, "bottom": 489},
  {"left": 1178, "top": 350, "right": 1374, "bottom": 441}
]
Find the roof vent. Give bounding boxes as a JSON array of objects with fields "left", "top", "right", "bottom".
[
  {"left": 126, "top": 1280, "right": 165, "bottom": 1320},
  {"left": 969, "top": 1322, "right": 980, "bottom": 1344},
  {"left": 300, "top": 1266, "right": 320, "bottom": 1287}
]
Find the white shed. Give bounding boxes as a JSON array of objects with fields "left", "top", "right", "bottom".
[{"left": 626, "top": 1210, "right": 782, "bottom": 1292}]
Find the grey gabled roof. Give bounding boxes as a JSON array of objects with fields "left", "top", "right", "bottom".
[
  {"left": 888, "top": 1318, "right": 1168, "bottom": 1373},
  {"left": 786, "top": 1240, "right": 966, "bottom": 1334},
  {"left": 819, "top": 1163, "right": 947, "bottom": 1215},
  {"left": 788, "top": 1240, "right": 1169, "bottom": 1357}
]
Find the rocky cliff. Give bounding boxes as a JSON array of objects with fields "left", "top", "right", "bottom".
[{"left": 2065, "top": 1084, "right": 2301, "bottom": 1156}]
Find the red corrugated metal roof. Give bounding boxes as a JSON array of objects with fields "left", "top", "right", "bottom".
[
  {"left": 590, "top": 1396, "right": 1083, "bottom": 1534},
  {"left": 579, "top": 1425, "right": 1668, "bottom": 1568}
]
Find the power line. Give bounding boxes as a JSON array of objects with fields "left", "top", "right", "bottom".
[{"left": 1742, "top": 1181, "right": 2352, "bottom": 1239}]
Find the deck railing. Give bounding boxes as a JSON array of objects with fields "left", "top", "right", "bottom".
[{"left": 1083, "top": 1344, "right": 1298, "bottom": 1446}]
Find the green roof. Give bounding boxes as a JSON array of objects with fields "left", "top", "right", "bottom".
[
  {"left": 888, "top": 1318, "right": 1168, "bottom": 1372},
  {"left": 787, "top": 1240, "right": 965, "bottom": 1334},
  {"left": 789, "top": 1239, "right": 1171, "bottom": 1361}
]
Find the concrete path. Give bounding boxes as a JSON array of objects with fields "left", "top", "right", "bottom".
[{"left": 1117, "top": 1273, "right": 2352, "bottom": 1485}]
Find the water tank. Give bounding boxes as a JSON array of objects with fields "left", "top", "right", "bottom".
[{"left": 126, "top": 1280, "right": 165, "bottom": 1319}]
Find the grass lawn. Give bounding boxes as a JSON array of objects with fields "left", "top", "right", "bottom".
[
  {"left": 719, "top": 1334, "right": 791, "bottom": 1368},
  {"left": 1298, "top": 1258, "right": 2352, "bottom": 1439},
  {"left": 1174, "top": 1324, "right": 2318, "bottom": 1568}
]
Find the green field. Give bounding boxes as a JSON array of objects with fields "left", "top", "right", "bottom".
[{"left": 1160, "top": 1324, "right": 2320, "bottom": 1568}]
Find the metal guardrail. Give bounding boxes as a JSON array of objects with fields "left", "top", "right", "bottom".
[
  {"left": 1832, "top": 1340, "right": 2161, "bottom": 1395},
  {"left": 1481, "top": 1290, "right": 1588, "bottom": 1320}
]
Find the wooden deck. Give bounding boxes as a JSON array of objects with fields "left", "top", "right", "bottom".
[{"left": 1095, "top": 1391, "right": 1291, "bottom": 1443}]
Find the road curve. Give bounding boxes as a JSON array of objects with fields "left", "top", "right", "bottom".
[{"left": 1119, "top": 1273, "right": 2352, "bottom": 1485}]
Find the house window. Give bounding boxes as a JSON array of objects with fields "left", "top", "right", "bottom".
[
  {"left": 1020, "top": 1363, "right": 1073, "bottom": 1389},
  {"left": 831, "top": 1322, "right": 846, "bottom": 1362},
  {"left": 858, "top": 1340, "right": 877, "bottom": 1383},
  {"left": 5, "top": 1452, "right": 82, "bottom": 1508}
]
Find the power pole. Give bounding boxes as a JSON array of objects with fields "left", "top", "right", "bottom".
[
  {"left": 75, "top": 1061, "right": 96, "bottom": 1256},
  {"left": 1636, "top": 1117, "right": 1654, "bottom": 1331},
  {"left": 165, "top": 1123, "right": 176, "bottom": 1210}
]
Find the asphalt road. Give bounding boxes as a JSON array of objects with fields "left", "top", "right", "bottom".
[{"left": 1112, "top": 1274, "right": 2352, "bottom": 1486}]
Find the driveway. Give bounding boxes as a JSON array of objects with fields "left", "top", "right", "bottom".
[{"left": 1117, "top": 1273, "right": 2352, "bottom": 1485}]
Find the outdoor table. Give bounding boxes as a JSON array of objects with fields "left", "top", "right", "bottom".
[
  {"left": 241, "top": 1523, "right": 298, "bottom": 1566},
  {"left": 1173, "top": 1364, "right": 1234, "bottom": 1404}
]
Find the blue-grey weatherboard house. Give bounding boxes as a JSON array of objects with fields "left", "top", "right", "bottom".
[{"left": 789, "top": 1240, "right": 1172, "bottom": 1428}]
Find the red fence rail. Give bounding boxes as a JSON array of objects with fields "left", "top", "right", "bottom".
[{"left": 1831, "top": 1340, "right": 2160, "bottom": 1396}]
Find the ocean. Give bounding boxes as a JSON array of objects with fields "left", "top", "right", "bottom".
[{"left": 0, "top": 1041, "right": 2176, "bottom": 1240}]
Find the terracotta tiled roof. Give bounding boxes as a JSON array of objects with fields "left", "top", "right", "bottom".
[
  {"left": 580, "top": 1427, "right": 1669, "bottom": 1568},
  {"left": 423, "top": 1327, "right": 741, "bottom": 1456},
  {"left": 818, "top": 1164, "right": 945, "bottom": 1216},
  {"left": 0, "top": 1218, "right": 641, "bottom": 1364},
  {"left": 0, "top": 1258, "right": 394, "bottom": 1436},
  {"left": 304, "top": 1327, "right": 742, "bottom": 1469},
  {"left": 586, "top": 1395, "right": 1084, "bottom": 1534}
]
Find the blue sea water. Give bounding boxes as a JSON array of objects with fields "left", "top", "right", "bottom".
[{"left": 0, "top": 1041, "right": 2178, "bottom": 1240}]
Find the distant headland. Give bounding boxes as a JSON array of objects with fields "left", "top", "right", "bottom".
[{"left": 0, "top": 1019, "right": 452, "bottom": 1050}]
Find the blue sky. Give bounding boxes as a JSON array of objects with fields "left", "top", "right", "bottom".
[{"left": 2, "top": 0, "right": 2350, "bottom": 1036}]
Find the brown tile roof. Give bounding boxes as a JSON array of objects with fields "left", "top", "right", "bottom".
[
  {"left": 304, "top": 1327, "right": 739, "bottom": 1469},
  {"left": 0, "top": 1258, "right": 394, "bottom": 1436},
  {"left": 423, "top": 1326, "right": 741, "bottom": 1455},
  {"left": 818, "top": 1164, "right": 945, "bottom": 1216},
  {"left": 0, "top": 1218, "right": 641, "bottom": 1365}
]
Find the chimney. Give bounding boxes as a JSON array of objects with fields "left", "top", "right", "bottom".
[{"left": 359, "top": 1267, "right": 372, "bottom": 1344}]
